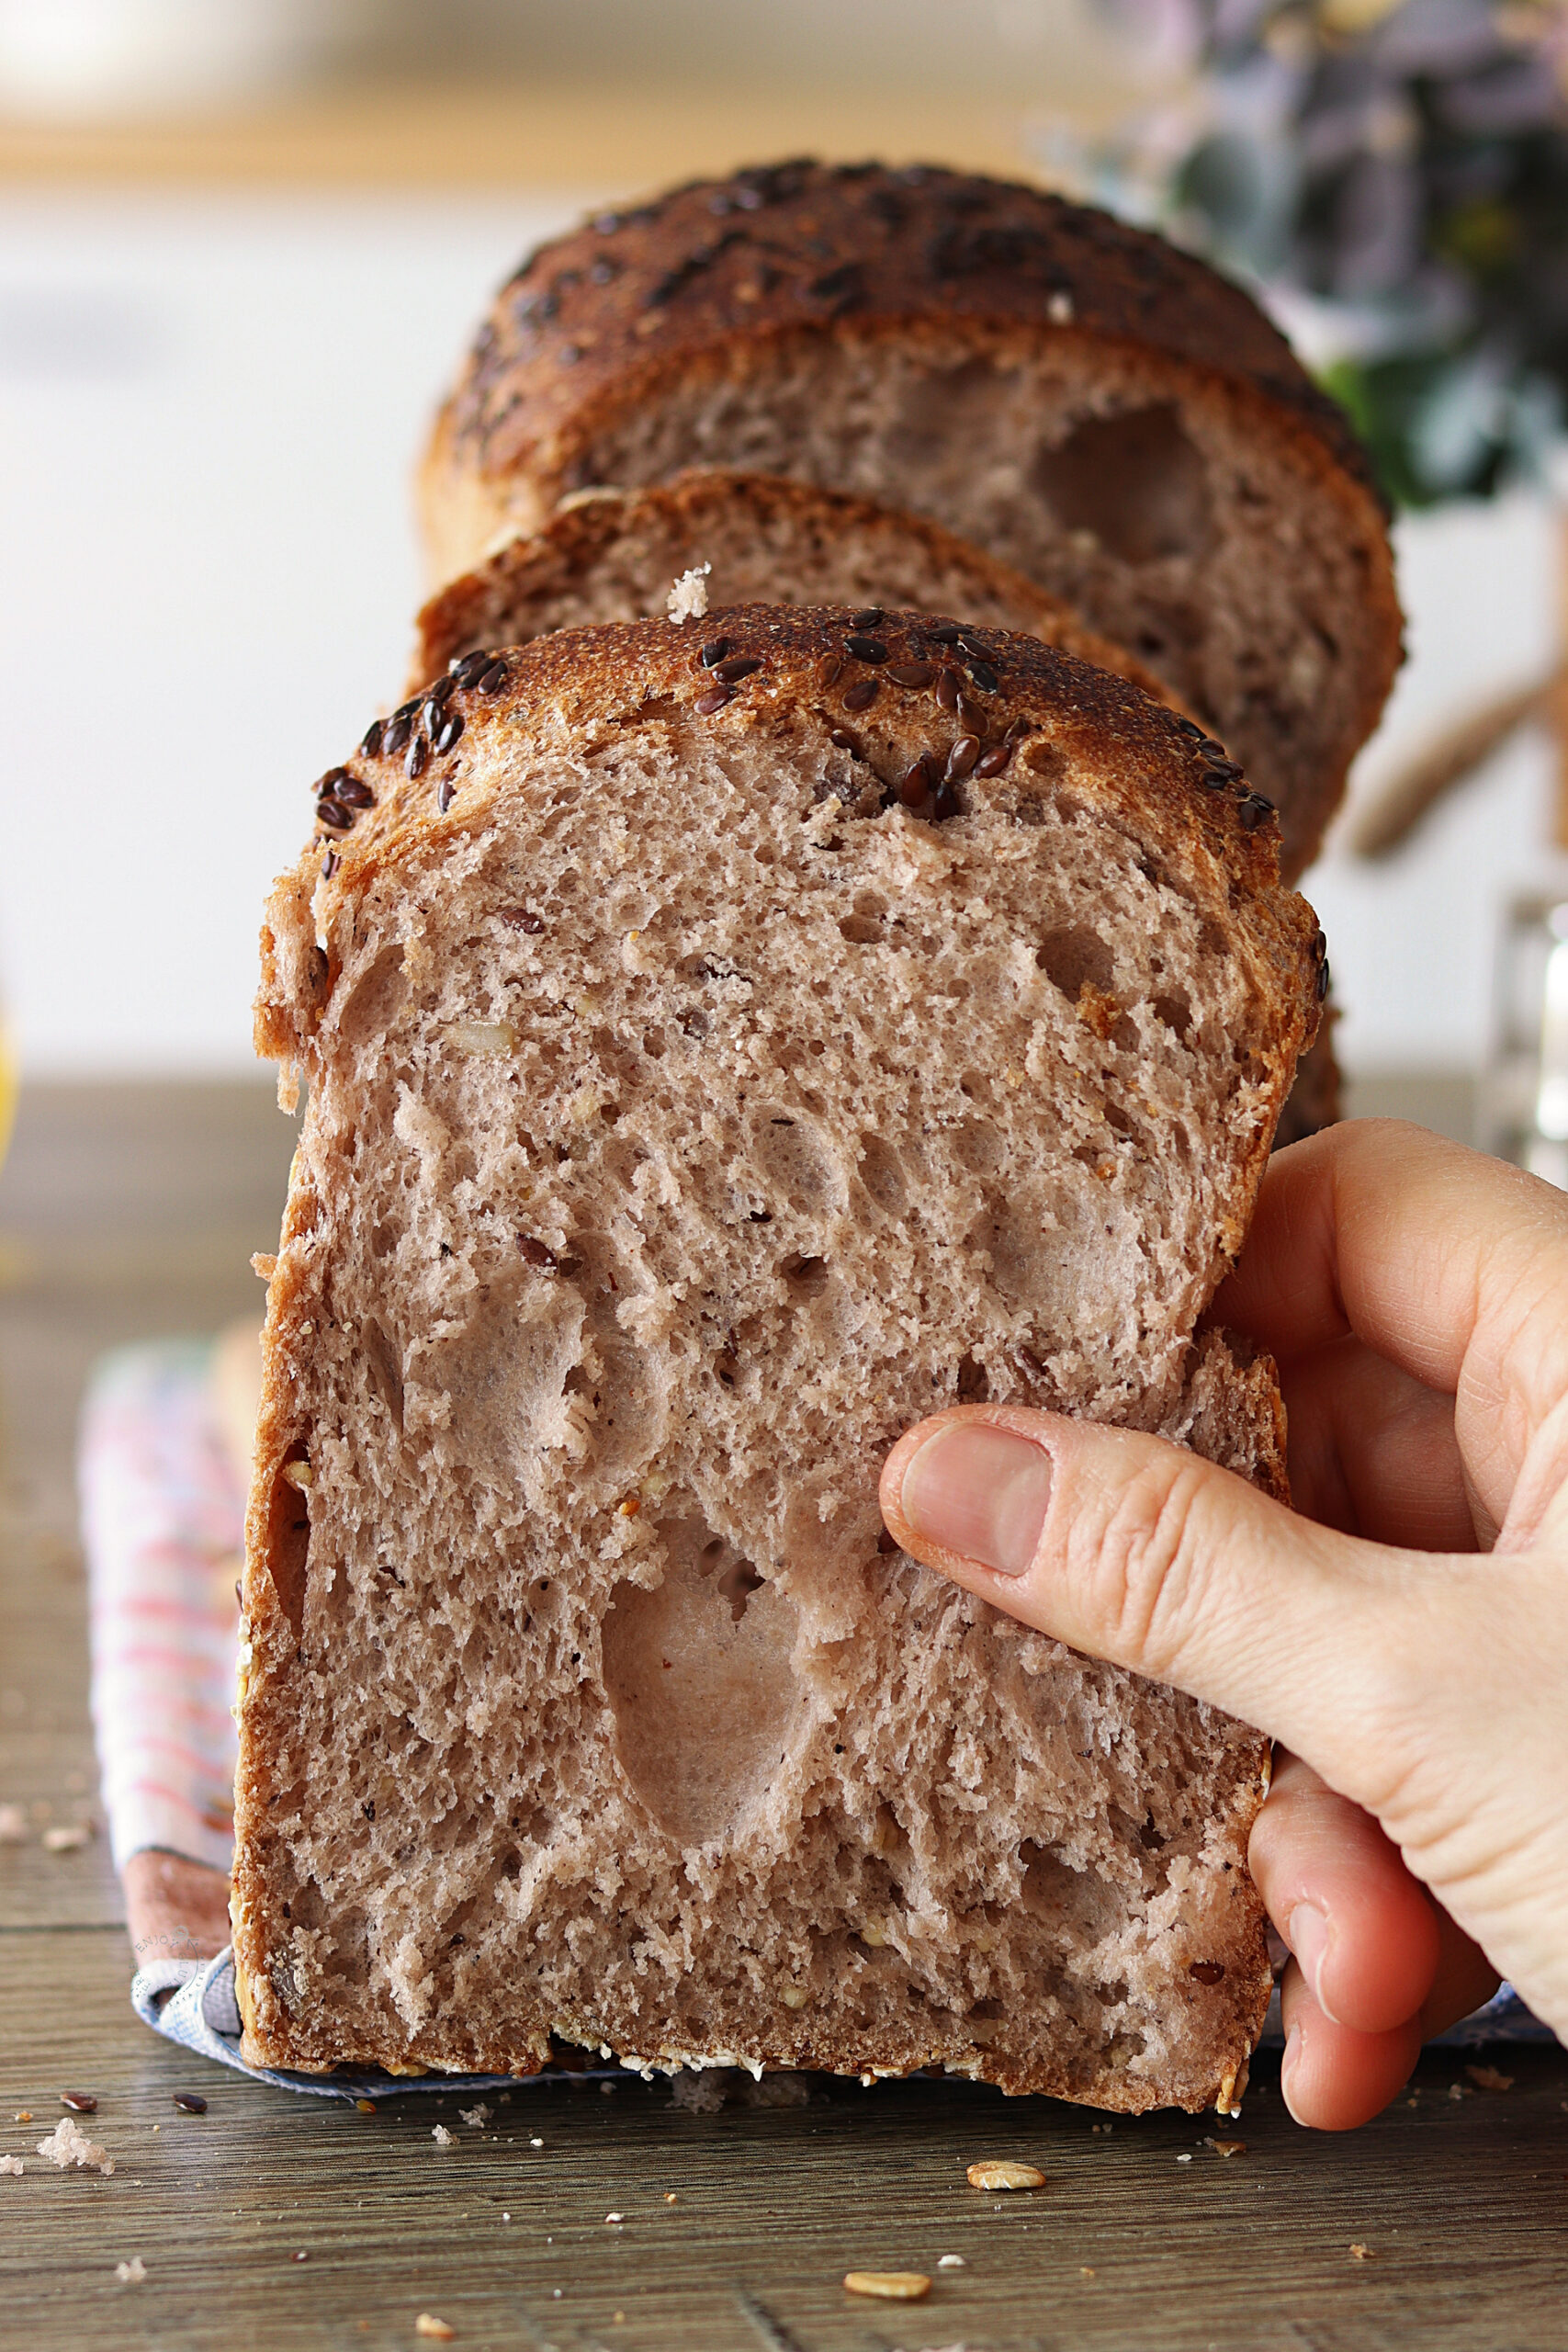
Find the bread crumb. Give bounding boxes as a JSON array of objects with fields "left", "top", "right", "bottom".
[
  {"left": 457, "top": 2103, "right": 491, "bottom": 2128},
  {"left": 664, "top": 2191, "right": 679, "bottom": 2204},
  {"left": 1048, "top": 288, "right": 1075, "bottom": 323},
  {"left": 1206, "top": 2138, "right": 1247, "bottom": 2158},
  {"left": 41, "top": 1824, "right": 90, "bottom": 1853},
  {"left": 1465, "top": 2064, "right": 1513, "bottom": 2093},
  {"left": 13, "top": 2112, "right": 31, "bottom": 2124},
  {"left": 114, "top": 2257, "right": 147, "bottom": 2283},
  {"left": 1080, "top": 2265, "right": 1097, "bottom": 2278},
  {"left": 431, "top": 2125, "right": 455, "bottom": 2148},
  {"left": 665, "top": 564, "right": 711, "bottom": 622},
  {"left": 415, "top": 2318, "right": 457, "bottom": 2342},
  {"left": 0, "top": 1803, "right": 26, "bottom": 1842},
  {"left": 937, "top": 2253, "right": 965, "bottom": 2267},
  {"left": 1, "top": 2154, "right": 22, "bottom": 2177},
  {"left": 843, "top": 2272, "right": 931, "bottom": 2301},
  {"left": 967, "top": 2159, "right": 1045, "bottom": 2191},
  {"left": 36, "top": 2117, "right": 113, "bottom": 2174},
  {"left": 604, "top": 2211, "right": 624, "bottom": 2225},
  {"left": 1177, "top": 2154, "right": 1193, "bottom": 2164},
  {"left": 530, "top": 2136, "right": 544, "bottom": 2147},
  {"left": 1447, "top": 2083, "right": 1473, "bottom": 2101},
  {"left": 1348, "top": 2243, "right": 1374, "bottom": 2262}
]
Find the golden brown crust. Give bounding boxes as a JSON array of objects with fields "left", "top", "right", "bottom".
[{"left": 410, "top": 470, "right": 1182, "bottom": 707}]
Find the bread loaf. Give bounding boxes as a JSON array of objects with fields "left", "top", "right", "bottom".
[
  {"left": 235, "top": 605, "right": 1323, "bottom": 2111},
  {"left": 420, "top": 160, "right": 1402, "bottom": 878},
  {"left": 410, "top": 469, "right": 1174, "bottom": 707}
]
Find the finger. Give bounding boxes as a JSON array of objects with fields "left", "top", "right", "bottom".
[
  {"left": 1279, "top": 1962, "right": 1423, "bottom": 2131},
  {"left": 1272, "top": 1338, "right": 1476, "bottom": 1548},
  {"left": 1213, "top": 1122, "right": 1568, "bottom": 1523},
  {"left": 1249, "top": 1753, "right": 1440, "bottom": 2034},
  {"left": 1416, "top": 1917, "right": 1500, "bottom": 2044},
  {"left": 880, "top": 1403, "right": 1436, "bottom": 1808}
]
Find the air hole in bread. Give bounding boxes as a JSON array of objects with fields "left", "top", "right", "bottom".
[
  {"left": 856, "top": 1133, "right": 907, "bottom": 1211},
  {"left": 955, "top": 1353, "right": 989, "bottom": 1402},
  {"left": 1152, "top": 989, "right": 1193, "bottom": 1044},
  {"left": 361, "top": 1317, "right": 405, "bottom": 1434},
  {"left": 839, "top": 913, "right": 883, "bottom": 944},
  {"left": 1032, "top": 403, "right": 1214, "bottom": 567},
  {"left": 336, "top": 944, "right": 406, "bottom": 1049},
  {"left": 780, "top": 1253, "right": 829, "bottom": 1297},
  {"left": 265, "top": 1452, "right": 312, "bottom": 1637},
  {"left": 1035, "top": 924, "right": 1114, "bottom": 1000},
  {"left": 601, "top": 1514, "right": 803, "bottom": 1844}
]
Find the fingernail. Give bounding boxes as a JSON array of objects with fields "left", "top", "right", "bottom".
[
  {"left": 1280, "top": 2023, "right": 1305, "bottom": 2124},
  {"left": 898, "top": 1422, "right": 1053, "bottom": 1577},
  {"left": 1288, "top": 1903, "right": 1334, "bottom": 2019}
]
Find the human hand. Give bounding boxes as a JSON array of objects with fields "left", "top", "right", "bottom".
[{"left": 879, "top": 1121, "right": 1568, "bottom": 2128}]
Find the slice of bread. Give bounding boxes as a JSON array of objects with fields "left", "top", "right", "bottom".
[
  {"left": 418, "top": 160, "right": 1402, "bottom": 880},
  {"left": 236, "top": 606, "right": 1323, "bottom": 2112},
  {"left": 410, "top": 470, "right": 1174, "bottom": 707}
]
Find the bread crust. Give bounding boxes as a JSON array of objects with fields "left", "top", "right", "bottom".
[
  {"left": 240, "top": 606, "right": 1320, "bottom": 2108},
  {"left": 416, "top": 161, "right": 1402, "bottom": 880},
  {"left": 409, "top": 469, "right": 1180, "bottom": 707}
]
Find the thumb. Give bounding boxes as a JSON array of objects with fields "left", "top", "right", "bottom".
[{"left": 879, "top": 1403, "right": 1423, "bottom": 1803}]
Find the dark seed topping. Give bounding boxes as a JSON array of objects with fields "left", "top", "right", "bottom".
[
  {"left": 1188, "top": 1961, "right": 1226, "bottom": 1987},
  {"left": 964, "top": 659, "right": 999, "bottom": 693},
  {"left": 1005, "top": 717, "right": 1034, "bottom": 743},
  {"left": 172, "top": 2091, "right": 209, "bottom": 2114},
  {"left": 358, "top": 718, "right": 384, "bottom": 758},
  {"left": 477, "top": 660, "right": 510, "bottom": 693},
  {"left": 1317, "top": 956, "right": 1332, "bottom": 1001},
  {"left": 712, "top": 655, "right": 762, "bottom": 684},
  {"left": 850, "top": 606, "right": 885, "bottom": 628},
  {"left": 934, "top": 668, "right": 961, "bottom": 712},
  {"left": 945, "top": 734, "right": 981, "bottom": 782},
  {"left": 841, "top": 678, "right": 878, "bottom": 713},
  {"left": 955, "top": 691, "right": 985, "bottom": 731},
  {"left": 451, "top": 650, "right": 492, "bottom": 687},
  {"left": 1312, "top": 929, "right": 1327, "bottom": 961},
  {"left": 437, "top": 776, "right": 457, "bottom": 813},
  {"left": 699, "top": 637, "right": 731, "bottom": 669},
  {"left": 1201, "top": 755, "right": 1243, "bottom": 783},
  {"left": 1237, "top": 791, "right": 1275, "bottom": 829},
  {"left": 518, "top": 1235, "right": 560, "bottom": 1272},
  {"left": 435, "top": 709, "right": 466, "bottom": 753},
  {"left": 829, "top": 729, "right": 859, "bottom": 753},
  {"left": 899, "top": 755, "right": 937, "bottom": 808},
  {"left": 924, "top": 622, "right": 962, "bottom": 645},
  {"left": 694, "top": 685, "right": 733, "bottom": 716},
  {"left": 405, "top": 734, "right": 430, "bottom": 780},
  {"left": 316, "top": 798, "right": 353, "bottom": 831},
  {"left": 1174, "top": 716, "right": 1206, "bottom": 741},
  {"left": 887, "top": 661, "right": 934, "bottom": 689},
  {"left": 932, "top": 778, "right": 962, "bottom": 821},
  {"left": 954, "top": 632, "right": 989, "bottom": 659},
  {"left": 334, "top": 775, "right": 374, "bottom": 808},
  {"left": 314, "top": 765, "right": 353, "bottom": 797},
  {"left": 426, "top": 673, "right": 457, "bottom": 708},
  {"left": 975, "top": 743, "right": 1014, "bottom": 777},
  {"left": 382, "top": 713, "right": 412, "bottom": 755},
  {"left": 844, "top": 634, "right": 888, "bottom": 664},
  {"left": 59, "top": 2092, "right": 97, "bottom": 2114},
  {"left": 321, "top": 851, "right": 339, "bottom": 880}
]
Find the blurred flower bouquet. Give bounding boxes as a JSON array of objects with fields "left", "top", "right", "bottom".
[{"left": 1054, "top": 0, "right": 1568, "bottom": 508}]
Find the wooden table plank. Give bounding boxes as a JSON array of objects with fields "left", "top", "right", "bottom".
[{"left": 3, "top": 1077, "right": 1565, "bottom": 2352}]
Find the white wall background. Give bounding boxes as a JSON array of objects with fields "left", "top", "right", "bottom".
[{"left": 0, "top": 189, "right": 1561, "bottom": 1078}]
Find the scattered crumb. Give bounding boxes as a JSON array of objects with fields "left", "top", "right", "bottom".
[
  {"left": 355, "top": 2098, "right": 377, "bottom": 2115},
  {"left": 666, "top": 563, "right": 711, "bottom": 622},
  {"left": 14, "top": 2112, "right": 31, "bottom": 2124},
  {"left": 1465, "top": 2064, "right": 1513, "bottom": 2093},
  {"left": 842, "top": 2271, "right": 931, "bottom": 2301},
  {"left": 294, "top": 2250, "right": 309, "bottom": 2263},
  {"left": 114, "top": 2257, "right": 147, "bottom": 2283},
  {"left": 1349, "top": 2243, "right": 1375, "bottom": 2262},
  {"left": 431, "top": 2125, "right": 455, "bottom": 2148},
  {"left": 600, "top": 2081, "right": 615, "bottom": 2095},
  {"left": 530, "top": 2136, "right": 543, "bottom": 2148},
  {"left": 60, "top": 2092, "right": 97, "bottom": 2115},
  {"left": 0, "top": 1803, "right": 26, "bottom": 1842},
  {"left": 415, "top": 2318, "right": 457, "bottom": 2343},
  {"left": 501, "top": 2212, "right": 510, "bottom": 2223},
  {"left": 967, "top": 2159, "right": 1045, "bottom": 2191},
  {"left": 1080, "top": 2266, "right": 1097, "bottom": 2278},
  {"left": 664, "top": 2191, "right": 679, "bottom": 2204},
  {"left": 937, "top": 2253, "right": 965, "bottom": 2268},
  {"left": 1048, "top": 288, "right": 1075, "bottom": 322},
  {"left": 1, "top": 2155, "right": 22, "bottom": 2177},
  {"left": 604, "top": 2211, "right": 625, "bottom": 2225},
  {"left": 1447, "top": 2083, "right": 1474, "bottom": 2102},
  {"left": 613, "top": 2313, "right": 626, "bottom": 2324},
  {"left": 1206, "top": 2138, "right": 1247, "bottom": 2158},
  {"left": 36, "top": 2117, "right": 113, "bottom": 2174},
  {"left": 41, "top": 1824, "right": 89, "bottom": 1853},
  {"left": 457, "top": 2104, "right": 491, "bottom": 2129},
  {"left": 1177, "top": 2154, "right": 1193, "bottom": 2165}
]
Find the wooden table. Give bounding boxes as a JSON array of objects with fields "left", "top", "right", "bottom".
[{"left": 3, "top": 1078, "right": 1564, "bottom": 2352}]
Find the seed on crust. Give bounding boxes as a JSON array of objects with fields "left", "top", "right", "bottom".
[
  {"left": 967, "top": 2158, "right": 1045, "bottom": 2190},
  {"left": 841, "top": 678, "right": 878, "bottom": 713}
]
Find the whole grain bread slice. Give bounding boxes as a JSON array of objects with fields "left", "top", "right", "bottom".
[
  {"left": 418, "top": 160, "right": 1402, "bottom": 879},
  {"left": 236, "top": 605, "right": 1323, "bottom": 2112},
  {"left": 410, "top": 469, "right": 1174, "bottom": 706}
]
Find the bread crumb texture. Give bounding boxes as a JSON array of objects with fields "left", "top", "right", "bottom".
[{"left": 237, "top": 608, "right": 1320, "bottom": 2111}]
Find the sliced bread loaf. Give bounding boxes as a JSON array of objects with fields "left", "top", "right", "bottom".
[
  {"left": 236, "top": 606, "right": 1323, "bottom": 2111},
  {"left": 410, "top": 469, "right": 1173, "bottom": 706},
  {"left": 419, "top": 160, "right": 1402, "bottom": 878}
]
